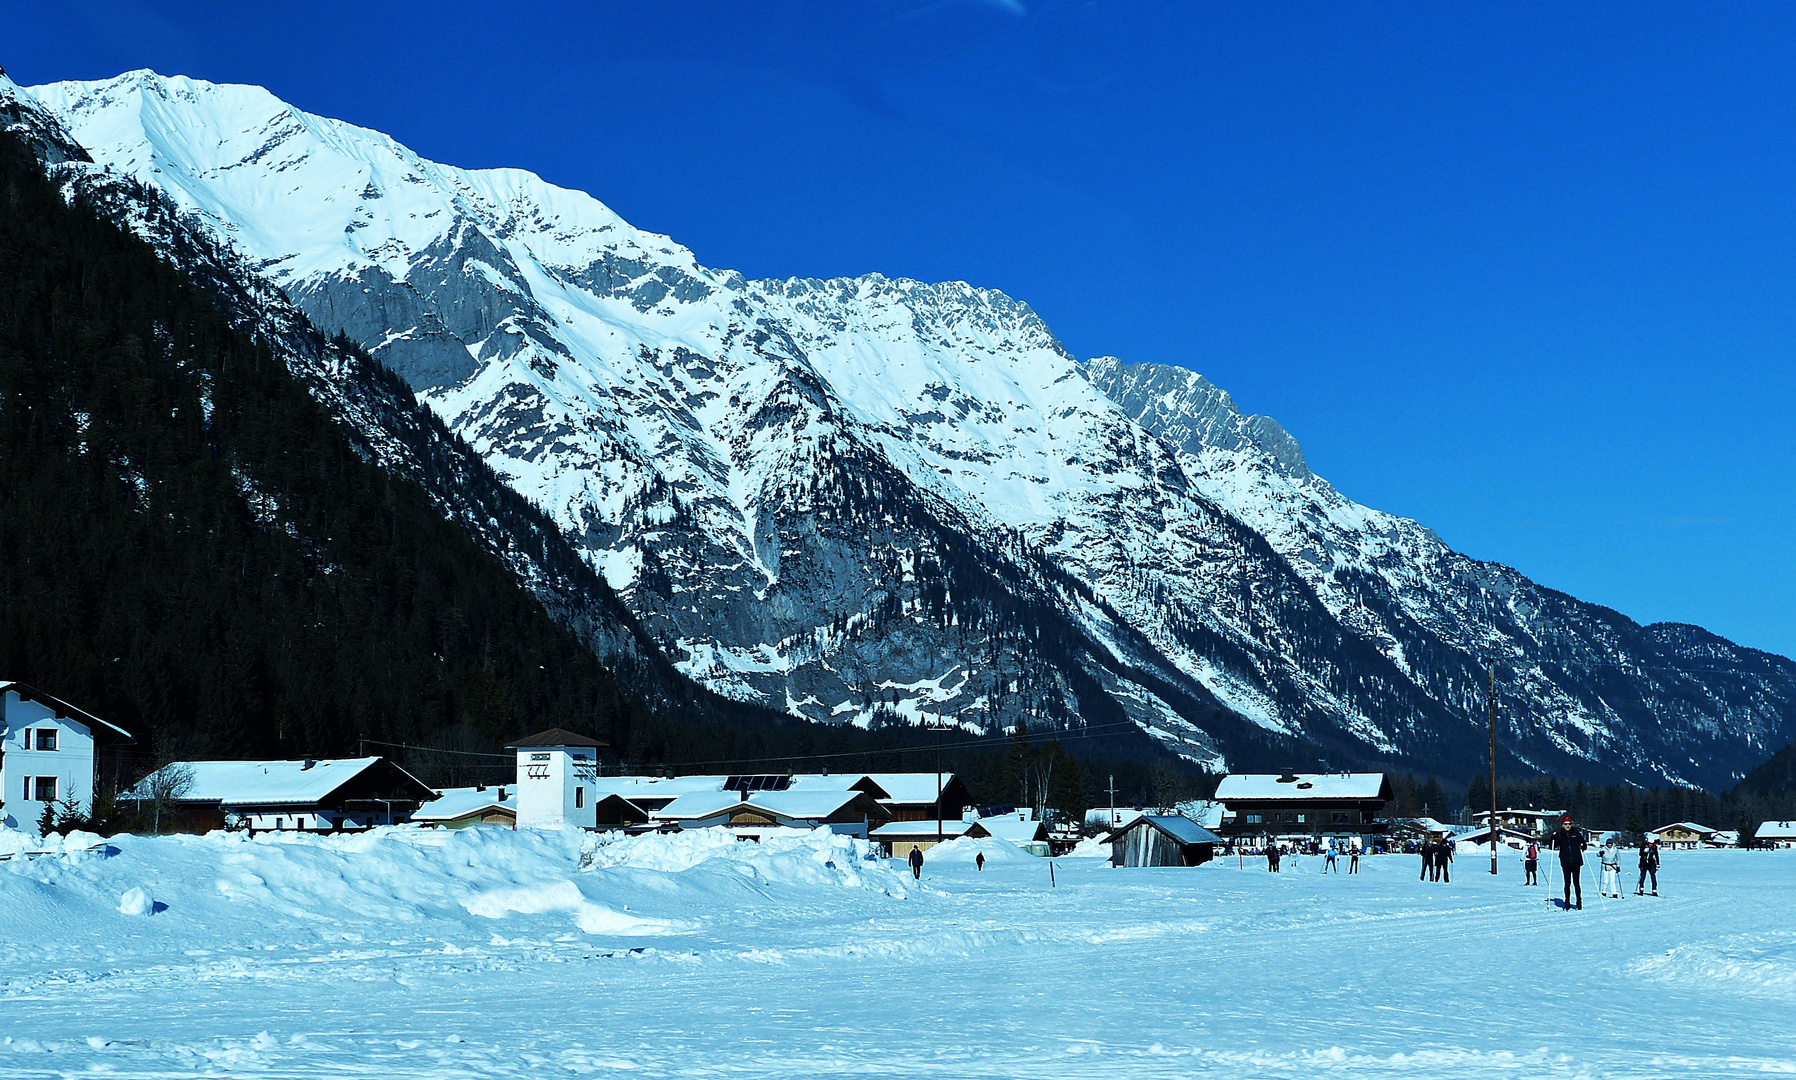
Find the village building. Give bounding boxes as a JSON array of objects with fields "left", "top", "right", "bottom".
[
  {"left": 413, "top": 785, "right": 517, "bottom": 829},
  {"left": 511, "top": 729, "right": 607, "bottom": 830},
  {"left": 977, "top": 810, "right": 1051, "bottom": 856},
  {"left": 1109, "top": 813, "right": 1223, "bottom": 867},
  {"left": 1452, "top": 824, "right": 1536, "bottom": 852},
  {"left": 863, "top": 772, "right": 972, "bottom": 823},
  {"left": 1214, "top": 771, "right": 1392, "bottom": 847},
  {"left": 650, "top": 788, "right": 889, "bottom": 839},
  {"left": 1756, "top": 821, "right": 1796, "bottom": 849},
  {"left": 870, "top": 818, "right": 991, "bottom": 860},
  {"left": 1706, "top": 830, "right": 1740, "bottom": 848},
  {"left": 1647, "top": 822, "right": 1718, "bottom": 850},
  {"left": 121, "top": 757, "right": 435, "bottom": 833},
  {"left": 1472, "top": 808, "right": 1567, "bottom": 839},
  {"left": 0, "top": 682, "right": 133, "bottom": 834}
]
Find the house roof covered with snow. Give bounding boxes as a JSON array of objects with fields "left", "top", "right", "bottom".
[
  {"left": 870, "top": 818, "right": 987, "bottom": 840},
  {"left": 413, "top": 786, "right": 518, "bottom": 822},
  {"left": 1649, "top": 822, "right": 1718, "bottom": 837},
  {"left": 978, "top": 813, "right": 1048, "bottom": 843},
  {"left": 126, "top": 758, "right": 399, "bottom": 806},
  {"left": 1214, "top": 772, "right": 1390, "bottom": 802},
  {"left": 1758, "top": 821, "right": 1796, "bottom": 839},
  {"left": 864, "top": 773, "right": 963, "bottom": 805},
  {"left": 1, "top": 681, "right": 133, "bottom": 740}
]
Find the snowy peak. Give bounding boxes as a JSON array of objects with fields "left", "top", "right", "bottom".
[{"left": 23, "top": 68, "right": 1796, "bottom": 789}]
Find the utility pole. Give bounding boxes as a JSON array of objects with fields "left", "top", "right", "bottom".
[
  {"left": 934, "top": 718, "right": 945, "bottom": 847},
  {"left": 1489, "top": 665, "right": 1499, "bottom": 876},
  {"left": 1108, "top": 774, "right": 1117, "bottom": 829}
]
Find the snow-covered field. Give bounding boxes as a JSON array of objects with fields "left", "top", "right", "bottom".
[{"left": 1, "top": 827, "right": 1792, "bottom": 1078}]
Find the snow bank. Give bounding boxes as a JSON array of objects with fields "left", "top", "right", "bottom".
[
  {"left": 0, "top": 825, "right": 106, "bottom": 857},
  {"left": 579, "top": 826, "right": 907, "bottom": 894},
  {"left": 918, "top": 834, "right": 1038, "bottom": 865},
  {"left": 0, "top": 825, "right": 913, "bottom": 952}
]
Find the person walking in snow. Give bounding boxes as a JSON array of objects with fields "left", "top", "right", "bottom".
[
  {"left": 1420, "top": 837, "right": 1435, "bottom": 881},
  {"left": 908, "top": 845, "right": 924, "bottom": 880},
  {"left": 1348, "top": 844, "right": 1360, "bottom": 874},
  {"left": 1524, "top": 841, "right": 1540, "bottom": 886},
  {"left": 1550, "top": 814, "right": 1587, "bottom": 909},
  {"left": 1636, "top": 839, "right": 1660, "bottom": 896},
  {"left": 975, "top": 851, "right": 985, "bottom": 872},
  {"left": 1438, "top": 836, "right": 1453, "bottom": 883},
  {"left": 1599, "top": 843, "right": 1623, "bottom": 897}
]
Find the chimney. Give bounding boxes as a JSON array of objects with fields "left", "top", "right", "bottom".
[
  {"left": 497, "top": 786, "right": 506, "bottom": 800},
  {"left": 301, "top": 759, "right": 317, "bottom": 771}
]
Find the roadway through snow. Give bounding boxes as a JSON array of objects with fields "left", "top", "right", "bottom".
[{"left": 0, "top": 829, "right": 1791, "bottom": 1078}]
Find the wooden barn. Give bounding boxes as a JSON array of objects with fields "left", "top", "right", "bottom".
[{"left": 1109, "top": 814, "right": 1223, "bottom": 868}]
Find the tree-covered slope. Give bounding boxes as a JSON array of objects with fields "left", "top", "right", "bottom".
[{"left": 0, "top": 127, "right": 663, "bottom": 759}]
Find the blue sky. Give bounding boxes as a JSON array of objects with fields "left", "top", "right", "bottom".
[{"left": 10, "top": 1, "right": 1795, "bottom": 656}]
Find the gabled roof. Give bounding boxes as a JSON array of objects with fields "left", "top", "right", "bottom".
[
  {"left": 870, "top": 818, "right": 990, "bottom": 841},
  {"left": 1757, "top": 820, "right": 1796, "bottom": 839},
  {"left": 978, "top": 813, "right": 1049, "bottom": 844},
  {"left": 1649, "top": 821, "right": 1718, "bottom": 836},
  {"left": 1214, "top": 772, "right": 1391, "bottom": 801},
  {"left": 413, "top": 786, "right": 518, "bottom": 822},
  {"left": 785, "top": 774, "right": 892, "bottom": 799},
  {"left": 749, "top": 789, "right": 887, "bottom": 820},
  {"left": 1114, "top": 813, "right": 1224, "bottom": 846},
  {"left": 125, "top": 758, "right": 403, "bottom": 806},
  {"left": 592, "top": 776, "right": 729, "bottom": 802},
  {"left": 508, "top": 728, "right": 607, "bottom": 749},
  {"left": 864, "top": 773, "right": 964, "bottom": 804},
  {"left": 0, "top": 681, "right": 133, "bottom": 741},
  {"left": 652, "top": 788, "right": 888, "bottom": 823}
]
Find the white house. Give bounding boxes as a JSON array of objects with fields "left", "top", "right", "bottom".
[
  {"left": 1757, "top": 821, "right": 1796, "bottom": 849},
  {"left": 1, "top": 682, "right": 132, "bottom": 834},
  {"left": 511, "top": 728, "right": 606, "bottom": 829}
]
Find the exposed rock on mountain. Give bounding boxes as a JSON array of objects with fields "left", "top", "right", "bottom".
[{"left": 19, "top": 70, "right": 1796, "bottom": 787}]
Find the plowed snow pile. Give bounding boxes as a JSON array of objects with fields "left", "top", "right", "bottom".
[{"left": 2, "top": 829, "right": 1792, "bottom": 1078}]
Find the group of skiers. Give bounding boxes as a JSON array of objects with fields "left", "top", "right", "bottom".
[
  {"left": 1418, "top": 834, "right": 1456, "bottom": 882},
  {"left": 1519, "top": 815, "right": 1662, "bottom": 909},
  {"left": 1264, "top": 840, "right": 1361, "bottom": 873}
]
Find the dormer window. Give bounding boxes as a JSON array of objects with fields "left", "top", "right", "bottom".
[{"left": 35, "top": 729, "right": 57, "bottom": 751}]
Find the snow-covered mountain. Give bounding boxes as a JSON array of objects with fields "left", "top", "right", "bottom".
[{"left": 18, "top": 69, "right": 1796, "bottom": 787}]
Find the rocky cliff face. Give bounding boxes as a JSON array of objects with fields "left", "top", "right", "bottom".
[{"left": 21, "top": 69, "right": 1796, "bottom": 787}]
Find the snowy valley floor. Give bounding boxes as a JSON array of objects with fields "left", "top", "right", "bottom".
[{"left": 1, "top": 828, "right": 1793, "bottom": 1079}]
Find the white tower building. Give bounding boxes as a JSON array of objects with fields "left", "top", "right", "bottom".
[{"left": 510, "top": 728, "right": 606, "bottom": 829}]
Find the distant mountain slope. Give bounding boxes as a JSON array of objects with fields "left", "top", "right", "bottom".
[
  {"left": 1081, "top": 356, "right": 1796, "bottom": 788},
  {"left": 23, "top": 69, "right": 1796, "bottom": 788}
]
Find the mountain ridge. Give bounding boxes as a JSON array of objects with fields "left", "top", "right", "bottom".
[{"left": 19, "top": 68, "right": 1796, "bottom": 789}]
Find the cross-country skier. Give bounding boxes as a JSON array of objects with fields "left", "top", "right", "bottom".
[
  {"left": 1550, "top": 814, "right": 1586, "bottom": 909},
  {"left": 1438, "top": 836, "right": 1453, "bottom": 883},
  {"left": 975, "top": 851, "right": 985, "bottom": 872},
  {"left": 1348, "top": 843, "right": 1360, "bottom": 874},
  {"left": 1524, "top": 841, "right": 1540, "bottom": 886},
  {"left": 1268, "top": 841, "right": 1282, "bottom": 873},
  {"left": 1420, "top": 837, "right": 1435, "bottom": 881},
  {"left": 1636, "top": 839, "right": 1659, "bottom": 896},
  {"left": 908, "top": 845, "right": 924, "bottom": 880},
  {"left": 1325, "top": 845, "right": 1338, "bottom": 873},
  {"left": 1600, "top": 843, "right": 1622, "bottom": 897}
]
